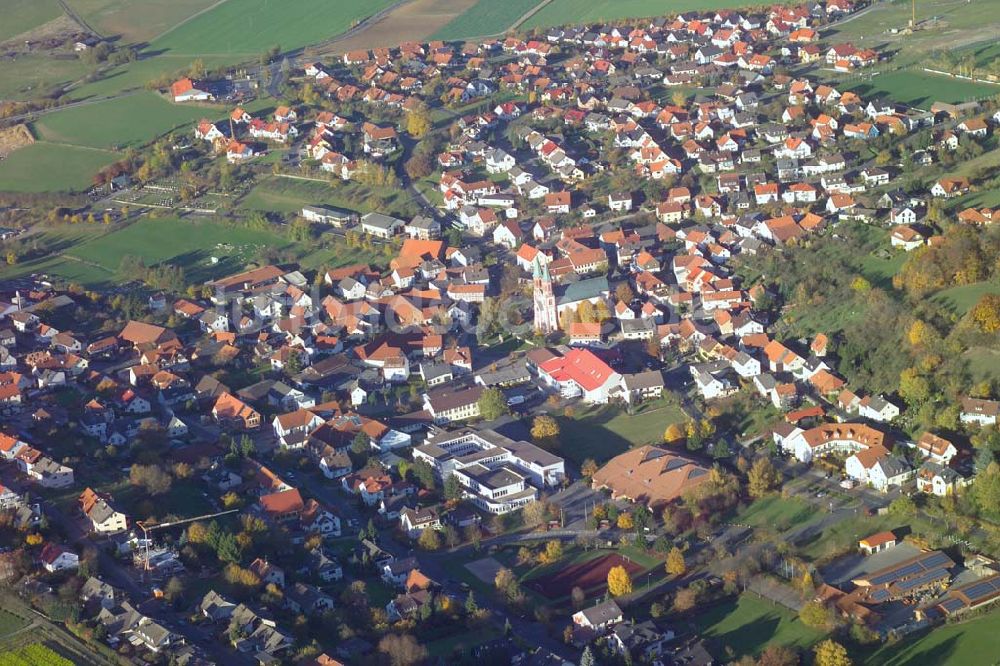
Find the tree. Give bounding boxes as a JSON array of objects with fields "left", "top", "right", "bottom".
[
  {"left": 813, "top": 640, "right": 851, "bottom": 666},
  {"left": 615, "top": 282, "right": 635, "bottom": 304},
  {"left": 541, "top": 539, "right": 563, "bottom": 564},
  {"left": 974, "top": 462, "right": 1000, "bottom": 512},
  {"left": 571, "top": 586, "right": 586, "bottom": 609},
  {"left": 672, "top": 586, "right": 697, "bottom": 612},
  {"left": 531, "top": 415, "right": 561, "bottom": 449},
  {"left": 477, "top": 387, "right": 509, "bottom": 421},
  {"left": 580, "top": 646, "right": 597, "bottom": 666},
  {"left": 129, "top": 464, "right": 172, "bottom": 495},
  {"left": 418, "top": 528, "right": 442, "bottom": 551},
  {"left": 664, "top": 423, "right": 685, "bottom": 444},
  {"left": 377, "top": 634, "right": 428, "bottom": 666},
  {"left": 406, "top": 103, "right": 431, "bottom": 139},
  {"left": 757, "top": 645, "right": 800, "bottom": 666},
  {"left": 607, "top": 565, "right": 633, "bottom": 597},
  {"left": 616, "top": 512, "right": 634, "bottom": 530},
  {"left": 887, "top": 495, "right": 916, "bottom": 518},
  {"left": 581, "top": 458, "right": 599, "bottom": 478},
  {"left": 969, "top": 294, "right": 1000, "bottom": 333},
  {"left": 522, "top": 500, "right": 549, "bottom": 528},
  {"left": 747, "top": 457, "right": 780, "bottom": 498},
  {"left": 800, "top": 601, "right": 832, "bottom": 629},
  {"left": 351, "top": 431, "right": 370, "bottom": 456},
  {"left": 444, "top": 474, "right": 463, "bottom": 501},
  {"left": 666, "top": 547, "right": 686, "bottom": 576},
  {"left": 164, "top": 576, "right": 185, "bottom": 604}
]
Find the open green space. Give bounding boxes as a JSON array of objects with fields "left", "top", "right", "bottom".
[
  {"left": 33, "top": 91, "right": 216, "bottom": 149},
  {"left": 68, "top": 0, "right": 221, "bottom": 44},
  {"left": 0, "top": 55, "right": 90, "bottom": 101},
  {"left": 845, "top": 70, "right": 1000, "bottom": 109},
  {"left": 862, "top": 608, "right": 1000, "bottom": 665},
  {"left": 0, "top": 142, "right": 117, "bottom": 193},
  {"left": 425, "top": 627, "right": 502, "bottom": 658},
  {"left": 0, "top": 643, "right": 73, "bottom": 666},
  {"left": 242, "top": 175, "right": 420, "bottom": 220},
  {"left": 695, "top": 593, "right": 826, "bottom": 660},
  {"left": 432, "top": 0, "right": 540, "bottom": 40},
  {"left": 153, "top": 0, "right": 396, "bottom": 56},
  {"left": 69, "top": 54, "right": 234, "bottom": 101},
  {"left": 931, "top": 279, "right": 1000, "bottom": 315},
  {"left": 524, "top": 0, "right": 785, "bottom": 30},
  {"left": 0, "top": 0, "right": 63, "bottom": 42},
  {"left": 0, "top": 611, "right": 28, "bottom": 640},
  {"left": 964, "top": 347, "right": 1000, "bottom": 384},
  {"left": 736, "top": 496, "right": 815, "bottom": 532},
  {"left": 793, "top": 513, "right": 898, "bottom": 562},
  {"left": 555, "top": 399, "right": 687, "bottom": 465}
]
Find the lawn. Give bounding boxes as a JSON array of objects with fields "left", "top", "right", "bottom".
[
  {"left": 425, "top": 627, "right": 502, "bottom": 658},
  {"left": 0, "top": 142, "right": 117, "bottom": 193},
  {"left": 432, "top": 0, "right": 540, "bottom": 40},
  {"left": 736, "top": 496, "right": 815, "bottom": 532},
  {"left": 241, "top": 175, "right": 420, "bottom": 220},
  {"left": 963, "top": 347, "right": 1000, "bottom": 384},
  {"left": 68, "top": 53, "right": 236, "bottom": 101},
  {"left": 556, "top": 399, "right": 687, "bottom": 465},
  {"left": 33, "top": 92, "right": 218, "bottom": 149},
  {"left": 862, "top": 608, "right": 1000, "bottom": 665},
  {"left": 845, "top": 70, "right": 1000, "bottom": 109},
  {"left": 0, "top": 55, "right": 90, "bottom": 101},
  {"left": 793, "top": 513, "right": 898, "bottom": 562},
  {"left": 931, "top": 279, "right": 1000, "bottom": 315},
  {"left": 153, "top": 0, "right": 397, "bottom": 56},
  {"left": 695, "top": 593, "right": 826, "bottom": 660},
  {"left": 0, "top": 0, "right": 63, "bottom": 42}
]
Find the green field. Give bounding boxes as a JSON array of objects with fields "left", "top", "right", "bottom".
[
  {"left": 153, "top": 0, "right": 396, "bottom": 56},
  {"left": 432, "top": 0, "right": 540, "bottom": 40},
  {"left": 736, "top": 496, "right": 815, "bottom": 532},
  {"left": 242, "top": 175, "right": 420, "bottom": 220},
  {"left": 863, "top": 609, "right": 1000, "bottom": 665},
  {"left": 0, "top": 217, "right": 290, "bottom": 287},
  {"left": 845, "top": 69, "right": 1000, "bottom": 108},
  {"left": 964, "top": 347, "right": 1000, "bottom": 384},
  {"left": 696, "top": 594, "right": 826, "bottom": 660},
  {"left": 523, "top": 0, "right": 779, "bottom": 30},
  {"left": 0, "top": 644, "right": 73, "bottom": 666},
  {"left": 931, "top": 279, "right": 1000, "bottom": 315},
  {"left": 556, "top": 399, "right": 687, "bottom": 465},
  {"left": 0, "top": 142, "right": 117, "bottom": 193},
  {"left": 0, "top": 0, "right": 63, "bottom": 42},
  {"left": 0, "top": 55, "right": 90, "bottom": 101},
  {"left": 68, "top": 0, "right": 221, "bottom": 43},
  {"left": 0, "top": 611, "right": 27, "bottom": 640},
  {"left": 33, "top": 91, "right": 216, "bottom": 149}
]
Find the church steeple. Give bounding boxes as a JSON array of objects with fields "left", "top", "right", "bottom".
[{"left": 533, "top": 257, "right": 558, "bottom": 334}]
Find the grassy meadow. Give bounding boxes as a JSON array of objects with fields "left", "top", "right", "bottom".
[
  {"left": 432, "top": 0, "right": 540, "bottom": 40},
  {"left": 0, "top": 142, "right": 117, "bottom": 193},
  {"left": 0, "top": 0, "right": 63, "bottom": 42}
]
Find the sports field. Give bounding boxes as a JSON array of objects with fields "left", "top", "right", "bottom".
[
  {"left": 0, "top": 142, "right": 117, "bottom": 193},
  {"left": 696, "top": 594, "right": 825, "bottom": 659},
  {"left": 0, "top": 217, "right": 291, "bottom": 286},
  {"left": 0, "top": 0, "right": 63, "bottom": 42},
  {"left": 153, "top": 0, "right": 397, "bottom": 56},
  {"left": 33, "top": 92, "right": 216, "bottom": 149},
  {"left": 432, "top": 0, "right": 539, "bottom": 40},
  {"left": 555, "top": 400, "right": 687, "bottom": 465},
  {"left": 525, "top": 553, "right": 643, "bottom": 599},
  {"left": 846, "top": 70, "right": 999, "bottom": 108}
]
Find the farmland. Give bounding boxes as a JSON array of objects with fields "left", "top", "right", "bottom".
[
  {"left": 523, "top": 0, "right": 776, "bottom": 30},
  {"left": 33, "top": 91, "right": 217, "bottom": 149},
  {"left": 330, "top": 0, "right": 478, "bottom": 53},
  {"left": 431, "top": 0, "right": 540, "bottom": 40},
  {"left": 0, "top": 142, "right": 117, "bottom": 193},
  {"left": 695, "top": 594, "right": 825, "bottom": 659},
  {"left": 67, "top": 0, "right": 221, "bottom": 44},
  {"left": 0, "top": 644, "right": 73, "bottom": 666},
  {"left": 0, "top": 0, "right": 63, "bottom": 43},
  {"left": 0, "top": 54, "right": 90, "bottom": 101},
  {"left": 153, "top": 0, "right": 398, "bottom": 56},
  {"left": 845, "top": 69, "right": 999, "bottom": 109}
]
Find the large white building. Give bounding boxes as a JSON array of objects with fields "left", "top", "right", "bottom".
[{"left": 413, "top": 427, "right": 565, "bottom": 514}]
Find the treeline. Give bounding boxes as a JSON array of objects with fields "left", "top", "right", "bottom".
[{"left": 118, "top": 254, "right": 187, "bottom": 292}]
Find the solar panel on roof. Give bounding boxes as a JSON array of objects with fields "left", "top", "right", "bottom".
[
  {"left": 892, "top": 568, "right": 949, "bottom": 593},
  {"left": 958, "top": 577, "right": 1000, "bottom": 603},
  {"left": 940, "top": 598, "right": 965, "bottom": 612},
  {"left": 866, "top": 551, "right": 954, "bottom": 586},
  {"left": 869, "top": 589, "right": 890, "bottom": 603}
]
